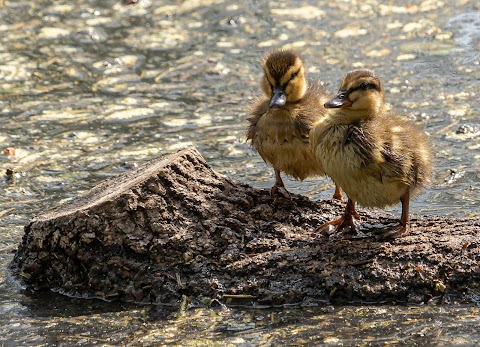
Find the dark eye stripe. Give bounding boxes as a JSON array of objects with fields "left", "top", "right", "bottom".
[
  {"left": 290, "top": 69, "right": 300, "bottom": 80},
  {"left": 348, "top": 82, "right": 379, "bottom": 93}
]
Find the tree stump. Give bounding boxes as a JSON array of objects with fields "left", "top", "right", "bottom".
[{"left": 10, "top": 148, "right": 480, "bottom": 306}]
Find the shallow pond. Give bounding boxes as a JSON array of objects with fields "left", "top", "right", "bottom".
[{"left": 0, "top": 0, "right": 479, "bottom": 345}]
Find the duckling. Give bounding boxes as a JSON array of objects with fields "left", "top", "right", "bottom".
[
  {"left": 247, "top": 49, "right": 342, "bottom": 200},
  {"left": 311, "top": 69, "right": 432, "bottom": 237}
]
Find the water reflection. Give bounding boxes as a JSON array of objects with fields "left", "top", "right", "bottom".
[
  {"left": 0, "top": 0, "right": 479, "bottom": 345},
  {"left": 1, "top": 289, "right": 479, "bottom": 346}
]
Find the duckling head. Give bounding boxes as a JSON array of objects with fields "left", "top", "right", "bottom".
[
  {"left": 325, "top": 69, "right": 385, "bottom": 118},
  {"left": 261, "top": 50, "right": 307, "bottom": 108}
]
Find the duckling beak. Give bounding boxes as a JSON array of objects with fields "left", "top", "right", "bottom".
[
  {"left": 269, "top": 87, "right": 286, "bottom": 108},
  {"left": 324, "top": 92, "right": 352, "bottom": 109}
]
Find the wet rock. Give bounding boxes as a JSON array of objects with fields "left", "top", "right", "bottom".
[
  {"left": 397, "top": 54, "right": 416, "bottom": 60},
  {"left": 104, "top": 108, "right": 155, "bottom": 122},
  {"left": 445, "top": 12, "right": 480, "bottom": 47},
  {"left": 334, "top": 26, "right": 368, "bottom": 38},
  {"left": 10, "top": 148, "right": 480, "bottom": 306},
  {"left": 270, "top": 6, "right": 325, "bottom": 19},
  {"left": 92, "top": 55, "right": 146, "bottom": 75},
  {"left": 73, "top": 27, "right": 108, "bottom": 43},
  {"left": 91, "top": 74, "right": 144, "bottom": 94},
  {"left": 38, "top": 27, "right": 71, "bottom": 39},
  {"left": 365, "top": 49, "right": 390, "bottom": 58},
  {"left": 400, "top": 41, "right": 456, "bottom": 56},
  {"left": 456, "top": 124, "right": 478, "bottom": 134}
]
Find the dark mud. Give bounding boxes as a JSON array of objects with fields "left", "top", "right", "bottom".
[{"left": 10, "top": 148, "right": 480, "bottom": 307}]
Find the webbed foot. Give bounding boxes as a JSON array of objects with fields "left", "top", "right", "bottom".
[
  {"left": 316, "top": 198, "right": 360, "bottom": 235},
  {"left": 270, "top": 185, "right": 291, "bottom": 200}
]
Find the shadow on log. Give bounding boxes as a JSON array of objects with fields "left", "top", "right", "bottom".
[{"left": 10, "top": 148, "right": 480, "bottom": 306}]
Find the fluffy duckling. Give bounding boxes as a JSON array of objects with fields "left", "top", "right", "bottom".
[
  {"left": 311, "top": 69, "right": 432, "bottom": 237},
  {"left": 247, "top": 49, "right": 342, "bottom": 199}
]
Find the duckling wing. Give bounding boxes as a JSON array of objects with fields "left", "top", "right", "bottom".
[
  {"left": 374, "top": 116, "right": 416, "bottom": 186},
  {"left": 343, "top": 123, "right": 378, "bottom": 167},
  {"left": 378, "top": 143, "right": 411, "bottom": 185},
  {"left": 246, "top": 98, "right": 269, "bottom": 142},
  {"left": 344, "top": 122, "right": 410, "bottom": 185},
  {"left": 378, "top": 116, "right": 432, "bottom": 188}
]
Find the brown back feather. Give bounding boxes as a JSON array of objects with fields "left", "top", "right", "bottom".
[{"left": 343, "top": 113, "right": 432, "bottom": 189}]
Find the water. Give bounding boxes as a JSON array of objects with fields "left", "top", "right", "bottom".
[{"left": 0, "top": 0, "right": 479, "bottom": 345}]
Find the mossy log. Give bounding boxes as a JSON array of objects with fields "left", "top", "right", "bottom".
[{"left": 10, "top": 148, "right": 480, "bottom": 306}]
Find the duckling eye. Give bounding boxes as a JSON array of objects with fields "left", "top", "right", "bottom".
[
  {"left": 360, "top": 82, "right": 369, "bottom": 90},
  {"left": 290, "top": 72, "right": 298, "bottom": 81}
]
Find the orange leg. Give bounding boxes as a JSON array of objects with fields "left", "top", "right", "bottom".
[
  {"left": 376, "top": 190, "right": 411, "bottom": 239},
  {"left": 270, "top": 168, "right": 291, "bottom": 199},
  {"left": 332, "top": 185, "right": 343, "bottom": 201},
  {"left": 316, "top": 198, "right": 360, "bottom": 234}
]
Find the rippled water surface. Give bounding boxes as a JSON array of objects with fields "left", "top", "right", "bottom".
[{"left": 1, "top": 0, "right": 479, "bottom": 345}]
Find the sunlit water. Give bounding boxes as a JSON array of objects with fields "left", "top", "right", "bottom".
[{"left": 0, "top": 0, "right": 479, "bottom": 345}]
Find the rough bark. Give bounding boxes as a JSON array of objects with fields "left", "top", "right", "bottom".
[{"left": 10, "top": 148, "right": 480, "bottom": 306}]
